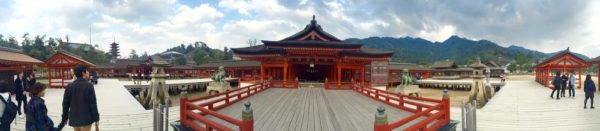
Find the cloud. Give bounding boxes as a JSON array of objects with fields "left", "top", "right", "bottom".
[{"left": 0, "top": 0, "right": 598, "bottom": 58}]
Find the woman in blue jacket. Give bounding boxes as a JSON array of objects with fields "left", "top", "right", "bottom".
[
  {"left": 25, "top": 83, "right": 56, "bottom": 131},
  {"left": 584, "top": 74, "right": 596, "bottom": 109}
]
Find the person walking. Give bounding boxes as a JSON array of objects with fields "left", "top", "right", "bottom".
[
  {"left": 14, "top": 72, "right": 28, "bottom": 118},
  {"left": 550, "top": 72, "right": 561, "bottom": 99},
  {"left": 584, "top": 74, "right": 595, "bottom": 109},
  {"left": 0, "top": 82, "right": 17, "bottom": 130},
  {"left": 561, "top": 73, "right": 568, "bottom": 97},
  {"left": 58, "top": 65, "right": 99, "bottom": 131},
  {"left": 25, "top": 83, "right": 57, "bottom": 131},
  {"left": 569, "top": 73, "right": 576, "bottom": 97}
]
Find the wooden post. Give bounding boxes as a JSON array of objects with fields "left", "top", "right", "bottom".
[
  {"left": 284, "top": 62, "right": 288, "bottom": 87},
  {"left": 373, "top": 106, "right": 389, "bottom": 131},
  {"left": 337, "top": 64, "right": 341, "bottom": 88},
  {"left": 241, "top": 101, "right": 254, "bottom": 131},
  {"left": 442, "top": 89, "right": 450, "bottom": 121},
  {"left": 179, "top": 91, "right": 188, "bottom": 125},
  {"left": 361, "top": 64, "right": 365, "bottom": 87},
  {"left": 260, "top": 63, "right": 264, "bottom": 83},
  {"left": 578, "top": 68, "right": 582, "bottom": 89}
]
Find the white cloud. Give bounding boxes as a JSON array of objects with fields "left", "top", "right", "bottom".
[
  {"left": 1, "top": 0, "right": 599, "bottom": 58},
  {"left": 417, "top": 25, "right": 457, "bottom": 42}
]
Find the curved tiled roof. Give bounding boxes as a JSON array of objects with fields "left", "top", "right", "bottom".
[
  {"left": 280, "top": 15, "right": 342, "bottom": 42},
  {"left": 198, "top": 60, "right": 260, "bottom": 68},
  {"left": 0, "top": 47, "right": 43, "bottom": 65}
]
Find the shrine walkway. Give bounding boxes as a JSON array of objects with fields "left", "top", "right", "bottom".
[
  {"left": 10, "top": 79, "right": 179, "bottom": 131},
  {"left": 207, "top": 88, "right": 428, "bottom": 131},
  {"left": 449, "top": 79, "right": 600, "bottom": 130}
]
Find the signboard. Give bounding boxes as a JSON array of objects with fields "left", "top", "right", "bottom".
[{"left": 370, "top": 61, "right": 389, "bottom": 86}]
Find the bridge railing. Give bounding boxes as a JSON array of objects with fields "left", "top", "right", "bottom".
[
  {"left": 350, "top": 84, "right": 450, "bottom": 131},
  {"left": 180, "top": 82, "right": 269, "bottom": 131},
  {"left": 269, "top": 80, "right": 299, "bottom": 88}
]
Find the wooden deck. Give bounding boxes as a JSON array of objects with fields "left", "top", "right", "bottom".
[
  {"left": 207, "top": 88, "right": 425, "bottom": 131},
  {"left": 449, "top": 80, "right": 600, "bottom": 130}
]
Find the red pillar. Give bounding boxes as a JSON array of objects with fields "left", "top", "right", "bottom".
[
  {"left": 283, "top": 62, "right": 288, "bottom": 87},
  {"left": 361, "top": 64, "right": 365, "bottom": 87},
  {"left": 260, "top": 63, "right": 264, "bottom": 83},
  {"left": 578, "top": 68, "right": 582, "bottom": 89},
  {"left": 337, "top": 64, "right": 342, "bottom": 88}
]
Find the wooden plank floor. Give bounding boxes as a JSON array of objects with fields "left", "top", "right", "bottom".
[
  {"left": 449, "top": 80, "right": 600, "bottom": 130},
  {"left": 207, "top": 88, "right": 426, "bottom": 131}
]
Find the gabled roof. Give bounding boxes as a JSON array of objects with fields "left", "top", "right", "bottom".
[
  {"left": 389, "top": 63, "right": 431, "bottom": 71},
  {"left": 232, "top": 16, "right": 392, "bottom": 60},
  {"left": 280, "top": 15, "right": 342, "bottom": 42},
  {"left": 339, "top": 48, "right": 394, "bottom": 58},
  {"left": 231, "top": 45, "right": 286, "bottom": 55},
  {"left": 44, "top": 50, "right": 95, "bottom": 67},
  {"left": 262, "top": 40, "right": 362, "bottom": 49},
  {"left": 484, "top": 61, "right": 500, "bottom": 67},
  {"left": 430, "top": 60, "right": 457, "bottom": 69},
  {"left": 589, "top": 56, "right": 600, "bottom": 64},
  {"left": 0, "top": 47, "right": 43, "bottom": 65},
  {"left": 198, "top": 60, "right": 260, "bottom": 68},
  {"left": 114, "top": 59, "right": 143, "bottom": 68},
  {"left": 534, "top": 48, "right": 589, "bottom": 68}
]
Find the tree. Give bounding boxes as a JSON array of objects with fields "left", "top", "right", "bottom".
[
  {"left": 191, "top": 48, "right": 208, "bottom": 64},
  {"left": 47, "top": 37, "right": 57, "bottom": 49},
  {"left": 247, "top": 38, "right": 257, "bottom": 46},
  {"left": 507, "top": 62, "right": 517, "bottom": 73},
  {"left": 140, "top": 51, "right": 150, "bottom": 60},
  {"left": 171, "top": 56, "right": 187, "bottom": 65},
  {"left": 129, "top": 49, "right": 139, "bottom": 59}
]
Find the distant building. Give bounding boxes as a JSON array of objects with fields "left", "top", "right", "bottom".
[
  {"left": 109, "top": 41, "right": 120, "bottom": 63},
  {"left": 430, "top": 60, "right": 472, "bottom": 79},
  {"left": 483, "top": 61, "right": 505, "bottom": 77}
]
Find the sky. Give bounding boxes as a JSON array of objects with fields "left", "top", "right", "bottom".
[{"left": 0, "top": 0, "right": 599, "bottom": 58}]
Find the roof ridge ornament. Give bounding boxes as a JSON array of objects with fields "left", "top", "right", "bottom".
[{"left": 311, "top": 15, "right": 316, "bottom": 25}]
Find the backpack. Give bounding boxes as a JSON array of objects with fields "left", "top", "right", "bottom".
[{"left": 0, "top": 95, "right": 17, "bottom": 125}]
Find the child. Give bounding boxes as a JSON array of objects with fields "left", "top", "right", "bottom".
[{"left": 25, "top": 83, "right": 57, "bottom": 130}]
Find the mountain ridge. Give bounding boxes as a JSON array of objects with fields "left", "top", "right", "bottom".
[{"left": 344, "top": 35, "right": 589, "bottom": 66}]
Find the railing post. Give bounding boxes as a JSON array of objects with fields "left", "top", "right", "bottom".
[
  {"left": 241, "top": 101, "right": 254, "bottom": 131},
  {"left": 179, "top": 91, "right": 188, "bottom": 126},
  {"left": 374, "top": 106, "right": 390, "bottom": 131},
  {"left": 442, "top": 89, "right": 450, "bottom": 122},
  {"left": 471, "top": 100, "right": 477, "bottom": 131}
]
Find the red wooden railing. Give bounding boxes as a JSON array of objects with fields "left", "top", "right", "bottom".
[
  {"left": 179, "top": 81, "right": 449, "bottom": 131},
  {"left": 180, "top": 82, "right": 269, "bottom": 131},
  {"left": 269, "top": 80, "right": 299, "bottom": 88},
  {"left": 324, "top": 82, "right": 355, "bottom": 89},
  {"left": 351, "top": 84, "right": 450, "bottom": 131}
]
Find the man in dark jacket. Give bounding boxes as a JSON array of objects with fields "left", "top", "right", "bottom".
[
  {"left": 14, "top": 72, "right": 27, "bottom": 117},
  {"left": 550, "top": 72, "right": 561, "bottom": 100},
  {"left": 561, "top": 74, "right": 568, "bottom": 97},
  {"left": 58, "top": 65, "right": 99, "bottom": 131}
]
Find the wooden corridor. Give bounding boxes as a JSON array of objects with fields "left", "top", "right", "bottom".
[
  {"left": 208, "top": 88, "right": 425, "bottom": 131},
  {"left": 449, "top": 79, "right": 600, "bottom": 130}
]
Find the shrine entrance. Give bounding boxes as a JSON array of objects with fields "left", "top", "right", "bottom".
[{"left": 294, "top": 64, "right": 331, "bottom": 83}]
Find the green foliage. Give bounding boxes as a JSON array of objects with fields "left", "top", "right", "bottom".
[
  {"left": 171, "top": 56, "right": 187, "bottom": 65},
  {"left": 0, "top": 33, "right": 110, "bottom": 65},
  {"left": 165, "top": 41, "right": 232, "bottom": 65},
  {"left": 346, "top": 35, "right": 577, "bottom": 70},
  {"left": 129, "top": 49, "right": 139, "bottom": 59}
]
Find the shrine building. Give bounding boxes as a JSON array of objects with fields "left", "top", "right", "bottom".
[{"left": 232, "top": 16, "right": 393, "bottom": 88}]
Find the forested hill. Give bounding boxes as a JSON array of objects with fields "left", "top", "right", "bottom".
[{"left": 345, "top": 35, "right": 590, "bottom": 67}]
